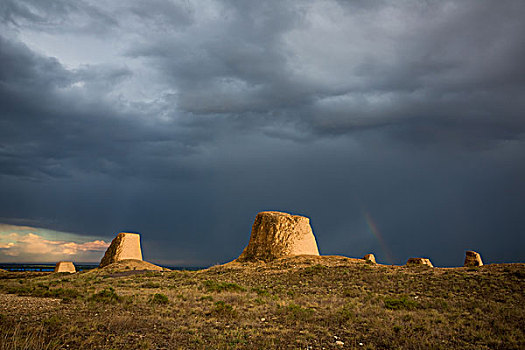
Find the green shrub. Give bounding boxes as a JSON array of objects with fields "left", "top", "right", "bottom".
[
  {"left": 150, "top": 293, "right": 169, "bottom": 305},
  {"left": 51, "top": 288, "right": 83, "bottom": 300},
  {"left": 384, "top": 296, "right": 418, "bottom": 310},
  {"left": 141, "top": 282, "right": 161, "bottom": 288},
  {"left": 337, "top": 303, "right": 357, "bottom": 323},
  {"left": 251, "top": 287, "right": 270, "bottom": 296},
  {"left": 6, "top": 285, "right": 82, "bottom": 301},
  {"left": 202, "top": 280, "right": 245, "bottom": 293},
  {"left": 43, "top": 315, "right": 63, "bottom": 330},
  {"left": 212, "top": 301, "right": 237, "bottom": 317},
  {"left": 303, "top": 264, "right": 326, "bottom": 274},
  {"left": 280, "top": 303, "right": 315, "bottom": 321},
  {"left": 89, "top": 287, "right": 122, "bottom": 304}
]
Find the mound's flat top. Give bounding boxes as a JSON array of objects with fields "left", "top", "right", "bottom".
[
  {"left": 97, "top": 259, "right": 169, "bottom": 272},
  {"left": 230, "top": 254, "right": 364, "bottom": 268},
  {"left": 257, "top": 211, "right": 307, "bottom": 219}
]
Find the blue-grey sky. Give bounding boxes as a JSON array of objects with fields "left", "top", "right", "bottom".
[{"left": 1, "top": 0, "right": 524, "bottom": 266}]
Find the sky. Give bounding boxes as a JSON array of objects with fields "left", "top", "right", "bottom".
[{"left": 0, "top": 0, "right": 524, "bottom": 267}]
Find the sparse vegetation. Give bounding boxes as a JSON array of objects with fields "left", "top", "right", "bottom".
[
  {"left": 0, "top": 257, "right": 523, "bottom": 349},
  {"left": 2, "top": 284, "right": 83, "bottom": 301},
  {"left": 141, "top": 281, "right": 161, "bottom": 288},
  {"left": 88, "top": 287, "right": 122, "bottom": 304},
  {"left": 302, "top": 264, "right": 326, "bottom": 274},
  {"left": 251, "top": 286, "right": 270, "bottom": 296},
  {"left": 202, "top": 279, "right": 246, "bottom": 293},
  {"left": 211, "top": 300, "right": 237, "bottom": 317},
  {"left": 279, "top": 303, "right": 315, "bottom": 321},
  {"left": 383, "top": 295, "right": 419, "bottom": 310},
  {"left": 149, "top": 293, "right": 169, "bottom": 305}
]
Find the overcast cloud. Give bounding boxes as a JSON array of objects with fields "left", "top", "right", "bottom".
[{"left": 0, "top": 0, "right": 524, "bottom": 266}]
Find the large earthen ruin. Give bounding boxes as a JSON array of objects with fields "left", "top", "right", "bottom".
[
  {"left": 100, "top": 232, "right": 143, "bottom": 268},
  {"left": 406, "top": 257, "right": 433, "bottom": 267},
  {"left": 237, "top": 211, "right": 320, "bottom": 262},
  {"left": 464, "top": 251, "right": 483, "bottom": 267},
  {"left": 54, "top": 261, "right": 76, "bottom": 273}
]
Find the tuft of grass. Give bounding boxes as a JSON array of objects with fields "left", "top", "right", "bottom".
[
  {"left": 43, "top": 315, "right": 63, "bottom": 331},
  {"left": 303, "top": 264, "right": 326, "bottom": 274},
  {"left": 212, "top": 301, "right": 237, "bottom": 317},
  {"left": 5, "top": 285, "right": 82, "bottom": 301},
  {"left": 202, "top": 280, "right": 246, "bottom": 293},
  {"left": 384, "top": 295, "right": 419, "bottom": 310},
  {"left": 280, "top": 303, "right": 315, "bottom": 321},
  {"left": 0, "top": 322, "right": 60, "bottom": 350},
  {"left": 149, "top": 293, "right": 169, "bottom": 305},
  {"left": 89, "top": 287, "right": 122, "bottom": 304},
  {"left": 140, "top": 282, "right": 161, "bottom": 288},
  {"left": 251, "top": 287, "right": 270, "bottom": 296},
  {"left": 337, "top": 303, "right": 357, "bottom": 324}
]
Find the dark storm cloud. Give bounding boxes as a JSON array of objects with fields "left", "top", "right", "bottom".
[
  {"left": 0, "top": 0, "right": 524, "bottom": 266},
  {"left": 128, "top": 0, "right": 194, "bottom": 29},
  {"left": 0, "top": 0, "right": 117, "bottom": 34},
  {"left": 127, "top": 0, "right": 525, "bottom": 146},
  {"left": 0, "top": 34, "right": 207, "bottom": 182}
]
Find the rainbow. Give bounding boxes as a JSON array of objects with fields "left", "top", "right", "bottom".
[{"left": 363, "top": 211, "right": 394, "bottom": 264}]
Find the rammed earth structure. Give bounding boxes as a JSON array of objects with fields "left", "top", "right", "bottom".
[
  {"left": 237, "top": 211, "right": 320, "bottom": 262},
  {"left": 99, "top": 232, "right": 143, "bottom": 268}
]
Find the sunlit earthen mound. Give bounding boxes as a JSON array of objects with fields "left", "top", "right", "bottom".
[
  {"left": 99, "top": 259, "right": 168, "bottom": 272},
  {"left": 237, "top": 211, "right": 320, "bottom": 262},
  {"left": 364, "top": 254, "right": 376, "bottom": 264},
  {"left": 212, "top": 255, "right": 375, "bottom": 273},
  {"left": 54, "top": 261, "right": 76, "bottom": 273},
  {"left": 406, "top": 257, "right": 433, "bottom": 267},
  {"left": 464, "top": 251, "right": 483, "bottom": 267},
  {"left": 100, "top": 232, "right": 143, "bottom": 267}
]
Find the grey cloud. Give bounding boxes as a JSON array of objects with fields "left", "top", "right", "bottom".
[
  {"left": 0, "top": 0, "right": 523, "bottom": 266},
  {"left": 0, "top": 34, "right": 209, "bottom": 183},
  {"left": 127, "top": 0, "right": 194, "bottom": 29},
  {"left": 0, "top": 0, "right": 117, "bottom": 35},
  {"left": 127, "top": 1, "right": 306, "bottom": 114},
  {"left": 0, "top": 35, "right": 71, "bottom": 90},
  {"left": 118, "top": 0, "right": 525, "bottom": 150}
]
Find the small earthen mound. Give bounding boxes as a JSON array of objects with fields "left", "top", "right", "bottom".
[
  {"left": 99, "top": 259, "right": 168, "bottom": 272},
  {"left": 364, "top": 254, "right": 376, "bottom": 264},
  {"left": 464, "top": 251, "right": 483, "bottom": 267},
  {"left": 100, "top": 232, "right": 143, "bottom": 267},
  {"left": 54, "top": 261, "right": 76, "bottom": 273},
  {"left": 406, "top": 258, "right": 433, "bottom": 267},
  {"left": 237, "top": 211, "right": 320, "bottom": 262}
]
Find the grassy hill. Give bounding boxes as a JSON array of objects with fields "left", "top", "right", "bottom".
[{"left": 0, "top": 256, "right": 523, "bottom": 349}]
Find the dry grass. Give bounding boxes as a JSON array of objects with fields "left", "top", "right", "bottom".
[{"left": 0, "top": 256, "right": 523, "bottom": 349}]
